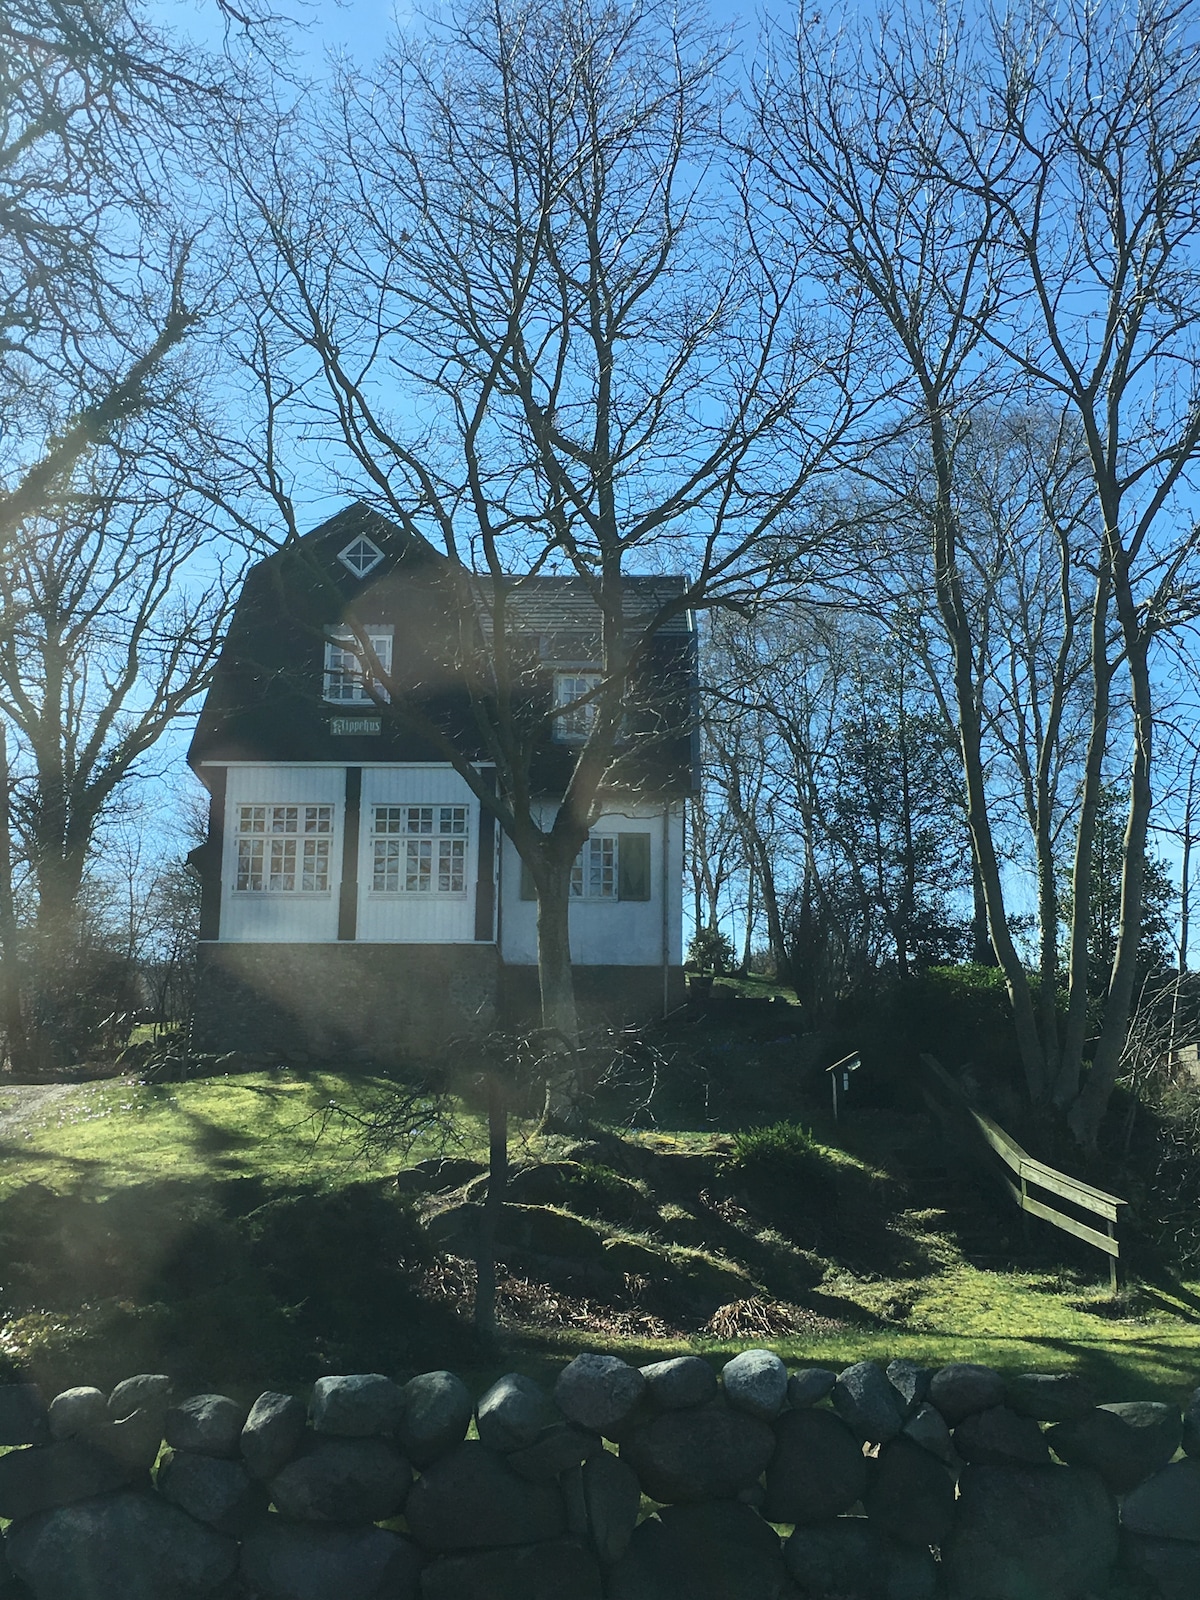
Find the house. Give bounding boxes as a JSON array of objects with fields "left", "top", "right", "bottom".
[{"left": 186, "top": 504, "right": 698, "bottom": 1060}]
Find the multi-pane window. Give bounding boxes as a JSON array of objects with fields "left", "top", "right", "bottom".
[
  {"left": 371, "top": 805, "right": 469, "bottom": 894},
  {"left": 570, "top": 834, "right": 618, "bottom": 898},
  {"left": 324, "top": 628, "right": 393, "bottom": 703},
  {"left": 553, "top": 671, "right": 601, "bottom": 741},
  {"left": 235, "top": 805, "right": 333, "bottom": 893}
]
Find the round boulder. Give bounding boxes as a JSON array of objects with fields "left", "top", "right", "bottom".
[
  {"left": 241, "top": 1391, "right": 308, "bottom": 1482},
  {"left": 833, "top": 1361, "right": 906, "bottom": 1443},
  {"left": 476, "top": 1374, "right": 557, "bottom": 1453},
  {"left": 787, "top": 1368, "right": 837, "bottom": 1408},
  {"left": 239, "top": 1518, "right": 423, "bottom": 1600},
  {"left": 783, "top": 1517, "right": 886, "bottom": 1599},
  {"left": 157, "top": 1449, "right": 264, "bottom": 1536},
  {"left": 310, "top": 1374, "right": 403, "bottom": 1438},
  {"left": 1048, "top": 1402, "right": 1181, "bottom": 1495},
  {"left": 269, "top": 1436, "right": 411, "bottom": 1523},
  {"left": 608, "top": 1501, "right": 787, "bottom": 1600},
  {"left": 929, "top": 1363, "right": 1006, "bottom": 1427},
  {"left": 48, "top": 1388, "right": 106, "bottom": 1442},
  {"left": 6, "top": 1488, "right": 237, "bottom": 1600},
  {"left": 955, "top": 1405, "right": 1051, "bottom": 1467},
  {"left": 396, "top": 1371, "right": 473, "bottom": 1468},
  {"left": 640, "top": 1357, "right": 718, "bottom": 1411},
  {"left": 420, "top": 1538, "right": 602, "bottom": 1600},
  {"left": 1006, "top": 1373, "right": 1095, "bottom": 1424},
  {"left": 763, "top": 1406, "right": 867, "bottom": 1525},
  {"left": 864, "top": 1435, "right": 956, "bottom": 1547},
  {"left": 555, "top": 1354, "right": 646, "bottom": 1437},
  {"left": 164, "top": 1394, "right": 248, "bottom": 1459},
  {"left": 943, "top": 1464, "right": 1118, "bottom": 1600},
  {"left": 1120, "top": 1458, "right": 1200, "bottom": 1543},
  {"left": 722, "top": 1350, "right": 788, "bottom": 1421},
  {"left": 403, "top": 1441, "right": 566, "bottom": 1551},
  {"left": 619, "top": 1400, "right": 776, "bottom": 1504}
]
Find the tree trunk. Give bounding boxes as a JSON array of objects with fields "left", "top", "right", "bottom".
[
  {"left": 0, "top": 728, "right": 28, "bottom": 1073},
  {"left": 1068, "top": 630, "right": 1154, "bottom": 1148},
  {"left": 535, "top": 863, "right": 585, "bottom": 1130},
  {"left": 474, "top": 1072, "right": 507, "bottom": 1342}
]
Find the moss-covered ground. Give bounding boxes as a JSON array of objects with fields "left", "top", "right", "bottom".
[{"left": 0, "top": 1038, "right": 1198, "bottom": 1404}]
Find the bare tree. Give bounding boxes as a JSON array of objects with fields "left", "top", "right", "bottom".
[
  {"left": 224, "top": 0, "right": 857, "bottom": 1059},
  {"left": 0, "top": 464, "right": 234, "bottom": 1063},
  {"left": 755, "top": 0, "right": 1200, "bottom": 1148}
]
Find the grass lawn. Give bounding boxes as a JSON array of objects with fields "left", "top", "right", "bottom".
[{"left": 1, "top": 1067, "right": 1199, "bottom": 1403}]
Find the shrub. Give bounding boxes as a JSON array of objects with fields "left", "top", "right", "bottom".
[
  {"left": 730, "top": 1120, "right": 827, "bottom": 1189},
  {"left": 687, "top": 924, "right": 735, "bottom": 974}
]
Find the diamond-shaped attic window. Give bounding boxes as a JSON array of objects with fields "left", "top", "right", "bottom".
[{"left": 338, "top": 534, "right": 385, "bottom": 579}]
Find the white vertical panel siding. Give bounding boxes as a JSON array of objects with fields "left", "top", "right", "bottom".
[
  {"left": 499, "top": 802, "right": 684, "bottom": 966},
  {"left": 221, "top": 767, "right": 344, "bottom": 943},
  {"left": 357, "top": 767, "right": 480, "bottom": 943}
]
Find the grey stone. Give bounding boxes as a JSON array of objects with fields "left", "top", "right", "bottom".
[
  {"left": 582, "top": 1449, "right": 641, "bottom": 1563},
  {"left": 269, "top": 1436, "right": 411, "bottom": 1523},
  {"left": 0, "top": 1384, "right": 48, "bottom": 1445},
  {"left": 1183, "top": 1385, "right": 1200, "bottom": 1459},
  {"left": 394, "top": 1156, "right": 484, "bottom": 1195},
  {"left": 787, "top": 1368, "right": 837, "bottom": 1408},
  {"left": 608, "top": 1501, "right": 788, "bottom": 1600},
  {"left": 475, "top": 1374, "right": 556, "bottom": 1453},
  {"left": 310, "top": 1373, "right": 403, "bottom": 1438},
  {"left": 722, "top": 1350, "right": 788, "bottom": 1421},
  {"left": 396, "top": 1370, "right": 472, "bottom": 1468},
  {"left": 928, "top": 1362, "right": 1006, "bottom": 1427},
  {"left": 640, "top": 1357, "right": 718, "bottom": 1411},
  {"left": 832, "top": 1360, "right": 906, "bottom": 1443},
  {"left": 108, "top": 1374, "right": 172, "bottom": 1423},
  {"left": 0, "top": 1438, "right": 135, "bottom": 1521},
  {"left": 902, "top": 1402, "right": 958, "bottom": 1465},
  {"left": 1120, "top": 1458, "right": 1200, "bottom": 1542},
  {"left": 403, "top": 1440, "right": 566, "bottom": 1551},
  {"left": 165, "top": 1393, "right": 248, "bottom": 1458},
  {"left": 555, "top": 1354, "right": 646, "bottom": 1437},
  {"left": 886, "top": 1360, "right": 932, "bottom": 1416},
  {"left": 1006, "top": 1372, "right": 1095, "bottom": 1423},
  {"left": 241, "top": 1391, "right": 308, "bottom": 1481},
  {"left": 1048, "top": 1402, "right": 1181, "bottom": 1494},
  {"left": 239, "top": 1518, "right": 423, "bottom": 1600},
  {"left": 157, "top": 1448, "right": 264, "bottom": 1536},
  {"left": 864, "top": 1435, "right": 957, "bottom": 1547},
  {"left": 506, "top": 1424, "right": 602, "bottom": 1481},
  {"left": 6, "top": 1488, "right": 237, "bottom": 1600},
  {"left": 48, "top": 1388, "right": 106, "bottom": 1442},
  {"left": 884, "top": 1537, "right": 939, "bottom": 1600},
  {"left": 763, "top": 1406, "right": 867, "bottom": 1525},
  {"left": 84, "top": 1408, "right": 164, "bottom": 1471},
  {"left": 562, "top": 1464, "right": 588, "bottom": 1539},
  {"left": 955, "top": 1404, "right": 1051, "bottom": 1467},
  {"left": 942, "top": 1464, "right": 1118, "bottom": 1600},
  {"left": 783, "top": 1517, "right": 886, "bottom": 1599},
  {"left": 1120, "top": 1531, "right": 1200, "bottom": 1600},
  {"left": 619, "top": 1400, "right": 776, "bottom": 1504},
  {"left": 420, "top": 1539, "right": 602, "bottom": 1600}
]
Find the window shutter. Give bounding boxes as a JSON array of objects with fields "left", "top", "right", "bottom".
[
  {"left": 618, "top": 833, "right": 652, "bottom": 901},
  {"left": 519, "top": 858, "right": 536, "bottom": 900}
]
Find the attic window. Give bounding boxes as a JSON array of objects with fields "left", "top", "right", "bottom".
[{"left": 338, "top": 534, "right": 385, "bottom": 579}]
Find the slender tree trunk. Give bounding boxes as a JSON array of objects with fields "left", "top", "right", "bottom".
[
  {"left": 1068, "top": 629, "right": 1154, "bottom": 1148},
  {"left": 1055, "top": 567, "right": 1113, "bottom": 1107},
  {"left": 0, "top": 728, "right": 28, "bottom": 1073},
  {"left": 927, "top": 405, "right": 1048, "bottom": 1100},
  {"left": 474, "top": 1072, "right": 507, "bottom": 1342}
]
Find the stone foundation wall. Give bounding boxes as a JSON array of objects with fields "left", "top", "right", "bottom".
[
  {"left": 1, "top": 1350, "right": 1198, "bottom": 1599},
  {"left": 192, "top": 943, "right": 503, "bottom": 1064},
  {"left": 192, "top": 945, "right": 683, "bottom": 1064}
]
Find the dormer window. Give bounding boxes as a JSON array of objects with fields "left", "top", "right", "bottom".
[
  {"left": 338, "top": 534, "right": 385, "bottom": 579},
  {"left": 553, "top": 670, "right": 602, "bottom": 741},
  {"left": 324, "top": 626, "right": 393, "bottom": 703}
]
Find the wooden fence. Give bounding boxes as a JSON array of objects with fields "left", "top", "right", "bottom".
[{"left": 918, "top": 1053, "right": 1127, "bottom": 1293}]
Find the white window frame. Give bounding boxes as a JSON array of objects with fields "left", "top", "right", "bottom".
[
  {"left": 369, "top": 803, "right": 470, "bottom": 896},
  {"left": 234, "top": 803, "right": 335, "bottom": 894},
  {"left": 324, "top": 626, "right": 393, "bottom": 705},
  {"left": 553, "top": 670, "right": 602, "bottom": 742},
  {"left": 337, "top": 534, "right": 385, "bottom": 578},
  {"left": 570, "top": 833, "right": 618, "bottom": 899}
]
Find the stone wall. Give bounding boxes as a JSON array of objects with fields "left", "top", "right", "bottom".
[{"left": 0, "top": 1350, "right": 1197, "bottom": 1600}]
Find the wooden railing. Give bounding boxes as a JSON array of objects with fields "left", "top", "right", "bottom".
[{"left": 918, "top": 1053, "right": 1127, "bottom": 1293}]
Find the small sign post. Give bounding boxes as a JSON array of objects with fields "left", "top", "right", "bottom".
[{"left": 826, "top": 1051, "right": 861, "bottom": 1123}]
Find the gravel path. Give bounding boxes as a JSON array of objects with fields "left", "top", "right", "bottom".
[{"left": 0, "top": 1082, "right": 85, "bottom": 1138}]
